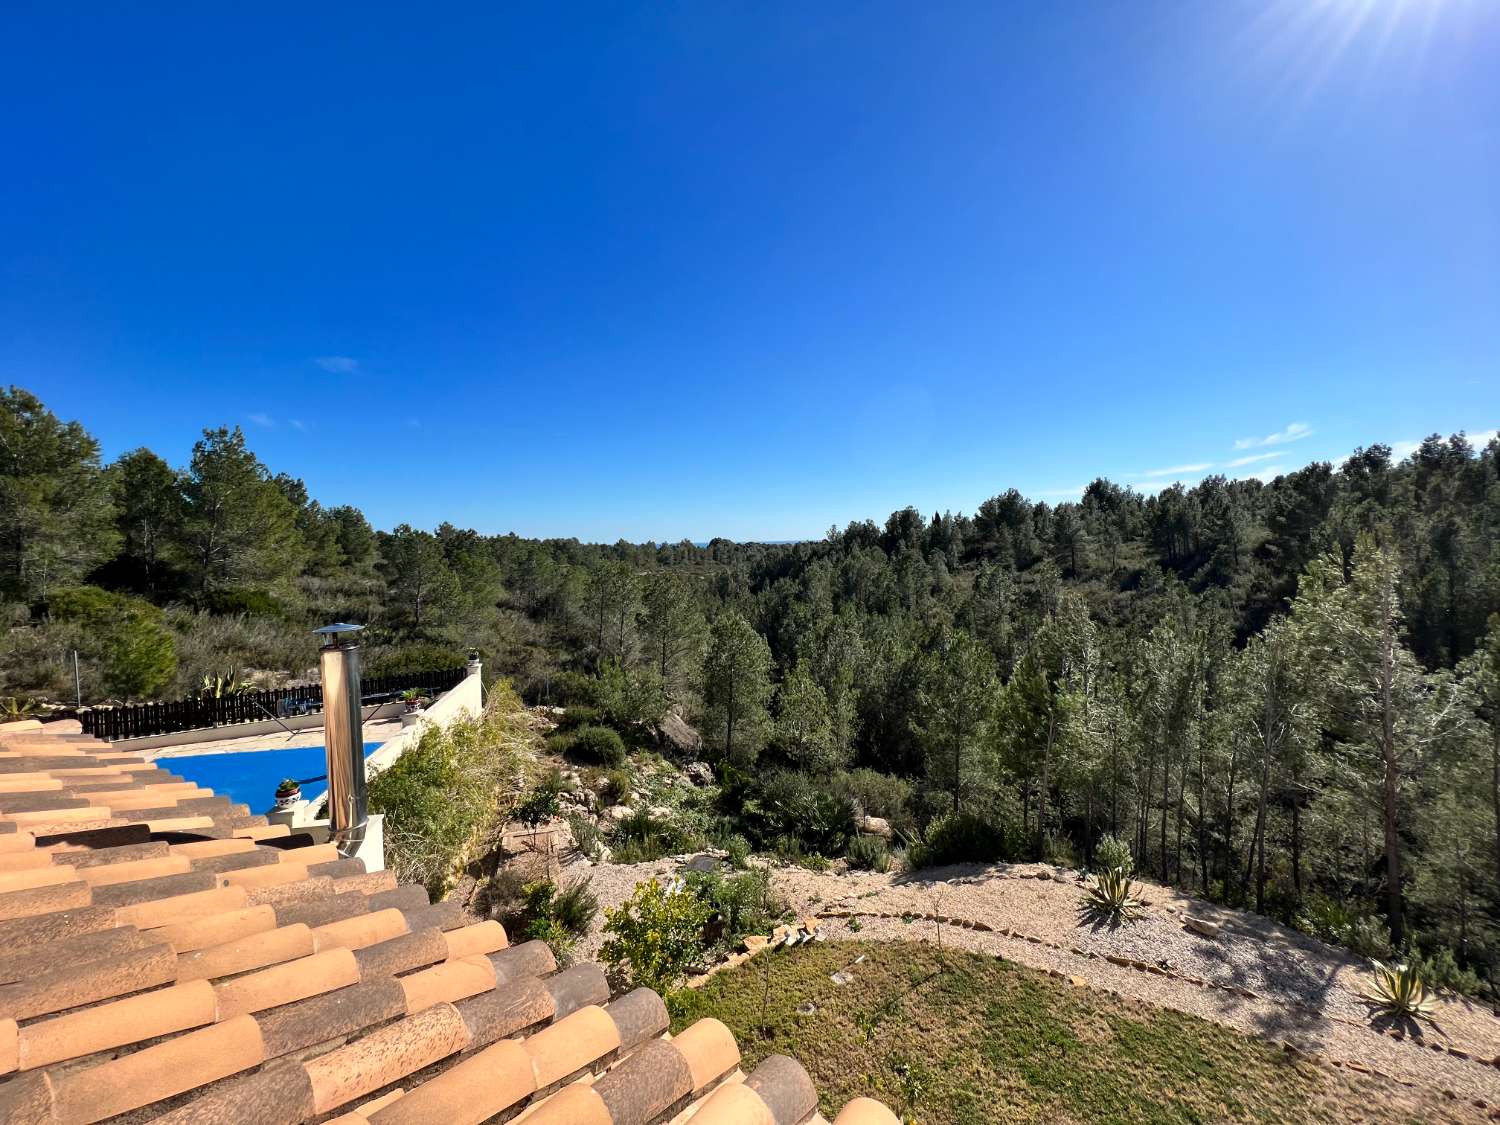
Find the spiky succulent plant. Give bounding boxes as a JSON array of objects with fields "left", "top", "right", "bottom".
[
  {"left": 1364, "top": 960, "right": 1437, "bottom": 1020},
  {"left": 1083, "top": 865, "right": 1146, "bottom": 923}
]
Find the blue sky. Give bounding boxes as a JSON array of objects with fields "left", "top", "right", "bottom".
[{"left": 3, "top": 2, "right": 1496, "bottom": 542}]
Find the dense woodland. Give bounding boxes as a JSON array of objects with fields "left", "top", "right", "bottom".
[{"left": 4, "top": 385, "right": 1500, "bottom": 990}]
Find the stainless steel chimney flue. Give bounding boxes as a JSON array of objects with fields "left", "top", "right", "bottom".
[{"left": 315, "top": 622, "right": 368, "bottom": 858}]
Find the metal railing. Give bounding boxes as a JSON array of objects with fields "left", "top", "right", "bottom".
[{"left": 78, "top": 666, "right": 466, "bottom": 741}]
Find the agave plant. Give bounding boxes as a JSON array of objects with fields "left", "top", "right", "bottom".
[
  {"left": 1083, "top": 866, "right": 1146, "bottom": 924},
  {"left": 1364, "top": 960, "right": 1437, "bottom": 1020},
  {"left": 198, "top": 669, "right": 253, "bottom": 700}
]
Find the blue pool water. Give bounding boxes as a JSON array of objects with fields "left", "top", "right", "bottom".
[{"left": 161, "top": 741, "right": 383, "bottom": 814}]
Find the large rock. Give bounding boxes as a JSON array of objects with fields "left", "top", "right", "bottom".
[
  {"left": 1184, "top": 916, "right": 1221, "bottom": 939},
  {"left": 857, "top": 816, "right": 893, "bottom": 839},
  {"left": 653, "top": 708, "right": 703, "bottom": 756},
  {"left": 605, "top": 805, "right": 634, "bottom": 823},
  {"left": 684, "top": 761, "right": 714, "bottom": 787}
]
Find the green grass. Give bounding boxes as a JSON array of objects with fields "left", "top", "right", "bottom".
[{"left": 670, "top": 942, "right": 1445, "bottom": 1125}]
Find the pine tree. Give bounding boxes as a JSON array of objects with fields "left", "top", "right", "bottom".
[{"left": 0, "top": 387, "right": 119, "bottom": 600}]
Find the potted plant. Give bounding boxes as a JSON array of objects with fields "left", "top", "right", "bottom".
[
  {"left": 400, "top": 688, "right": 425, "bottom": 712},
  {"left": 274, "top": 778, "right": 302, "bottom": 810}
]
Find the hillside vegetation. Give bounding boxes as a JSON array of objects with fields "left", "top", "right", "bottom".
[{"left": 3, "top": 386, "right": 1499, "bottom": 994}]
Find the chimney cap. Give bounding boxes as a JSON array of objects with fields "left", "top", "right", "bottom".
[{"left": 314, "top": 622, "right": 365, "bottom": 645}]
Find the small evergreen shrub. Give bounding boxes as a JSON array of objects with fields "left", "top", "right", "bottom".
[
  {"left": 601, "top": 877, "right": 712, "bottom": 991},
  {"left": 832, "top": 768, "right": 916, "bottom": 834},
  {"left": 600, "top": 767, "right": 632, "bottom": 807},
  {"left": 749, "top": 769, "right": 856, "bottom": 857},
  {"left": 517, "top": 877, "right": 598, "bottom": 965},
  {"left": 686, "top": 868, "right": 776, "bottom": 945},
  {"left": 566, "top": 813, "right": 602, "bottom": 859},
  {"left": 724, "top": 833, "right": 751, "bottom": 869},
  {"left": 846, "top": 834, "right": 891, "bottom": 872},
  {"left": 612, "top": 808, "right": 702, "bottom": 862},
  {"left": 905, "top": 811, "right": 1014, "bottom": 869},
  {"left": 567, "top": 724, "right": 627, "bottom": 766},
  {"left": 1095, "top": 833, "right": 1134, "bottom": 875},
  {"left": 560, "top": 705, "right": 602, "bottom": 728},
  {"left": 514, "top": 768, "right": 563, "bottom": 826}
]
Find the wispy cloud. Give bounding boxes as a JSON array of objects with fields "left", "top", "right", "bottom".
[
  {"left": 248, "top": 412, "right": 275, "bottom": 427},
  {"left": 1234, "top": 421, "right": 1311, "bottom": 449},
  {"left": 288, "top": 419, "right": 307, "bottom": 432},
  {"left": 315, "top": 356, "right": 360, "bottom": 374},
  {"left": 1246, "top": 464, "right": 1288, "bottom": 483},
  {"left": 1225, "top": 451, "right": 1282, "bottom": 468},
  {"left": 1140, "top": 462, "right": 1214, "bottom": 478}
]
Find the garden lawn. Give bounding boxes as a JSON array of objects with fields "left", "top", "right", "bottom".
[{"left": 670, "top": 941, "right": 1465, "bottom": 1125}]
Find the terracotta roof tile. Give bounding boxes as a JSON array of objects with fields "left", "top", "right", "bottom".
[{"left": 0, "top": 732, "right": 896, "bottom": 1124}]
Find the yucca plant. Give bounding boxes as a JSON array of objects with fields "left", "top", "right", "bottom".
[
  {"left": 1364, "top": 960, "right": 1437, "bottom": 1020},
  {"left": 1083, "top": 866, "right": 1146, "bottom": 923}
]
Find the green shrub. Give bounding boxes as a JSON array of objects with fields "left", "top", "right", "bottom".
[
  {"left": 592, "top": 659, "right": 668, "bottom": 728},
  {"left": 560, "top": 705, "right": 601, "bottom": 729},
  {"left": 1412, "top": 947, "right": 1483, "bottom": 998},
  {"left": 905, "top": 811, "right": 1017, "bottom": 869},
  {"left": 686, "top": 868, "right": 776, "bottom": 945},
  {"left": 516, "top": 880, "right": 587, "bottom": 963},
  {"left": 566, "top": 724, "right": 627, "bottom": 766},
  {"left": 612, "top": 808, "right": 701, "bottom": 862},
  {"left": 203, "top": 586, "right": 284, "bottom": 618},
  {"left": 549, "top": 670, "right": 598, "bottom": 707},
  {"left": 1293, "top": 893, "right": 1394, "bottom": 961},
  {"left": 748, "top": 770, "right": 856, "bottom": 857},
  {"left": 724, "top": 833, "right": 751, "bottom": 869},
  {"left": 369, "top": 686, "right": 534, "bottom": 894},
  {"left": 514, "top": 772, "right": 562, "bottom": 827},
  {"left": 600, "top": 767, "right": 632, "bottom": 807},
  {"left": 364, "top": 642, "right": 468, "bottom": 676},
  {"left": 46, "top": 585, "right": 176, "bottom": 699},
  {"left": 566, "top": 813, "right": 602, "bottom": 860},
  {"left": 846, "top": 834, "right": 891, "bottom": 872},
  {"left": 1095, "top": 833, "right": 1134, "bottom": 876},
  {"left": 552, "top": 878, "right": 600, "bottom": 935},
  {"left": 600, "top": 877, "right": 712, "bottom": 991},
  {"left": 832, "top": 768, "right": 916, "bottom": 834}
]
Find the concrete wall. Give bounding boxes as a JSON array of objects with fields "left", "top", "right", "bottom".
[{"left": 365, "top": 666, "right": 483, "bottom": 774}]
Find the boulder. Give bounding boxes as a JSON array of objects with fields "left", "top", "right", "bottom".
[
  {"left": 857, "top": 816, "right": 892, "bottom": 839},
  {"left": 1184, "top": 916, "right": 1221, "bottom": 939},
  {"left": 605, "top": 805, "right": 634, "bottom": 823},
  {"left": 684, "top": 761, "right": 714, "bottom": 787},
  {"left": 648, "top": 805, "right": 673, "bottom": 820},
  {"left": 653, "top": 708, "right": 703, "bottom": 756}
]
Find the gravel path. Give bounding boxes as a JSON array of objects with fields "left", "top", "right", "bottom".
[{"left": 569, "top": 853, "right": 1500, "bottom": 1114}]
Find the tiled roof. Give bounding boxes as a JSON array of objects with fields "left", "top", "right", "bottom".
[{"left": 0, "top": 728, "right": 899, "bottom": 1125}]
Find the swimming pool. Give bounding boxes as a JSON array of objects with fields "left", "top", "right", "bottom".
[{"left": 160, "top": 741, "right": 384, "bottom": 814}]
